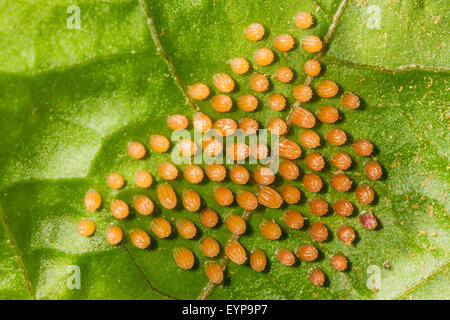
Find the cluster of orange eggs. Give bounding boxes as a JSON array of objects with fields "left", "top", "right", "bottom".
[{"left": 77, "top": 12, "right": 383, "bottom": 289}]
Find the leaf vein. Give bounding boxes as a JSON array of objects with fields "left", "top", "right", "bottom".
[{"left": 139, "top": 0, "right": 200, "bottom": 112}]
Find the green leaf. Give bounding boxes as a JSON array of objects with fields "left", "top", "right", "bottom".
[{"left": 0, "top": 0, "right": 448, "bottom": 300}]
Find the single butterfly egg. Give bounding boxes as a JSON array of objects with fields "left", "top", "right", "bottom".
[
  {"left": 274, "top": 34, "right": 295, "bottom": 52},
  {"left": 156, "top": 183, "right": 177, "bottom": 209},
  {"left": 237, "top": 94, "right": 259, "bottom": 112},
  {"left": 250, "top": 73, "right": 269, "bottom": 92},
  {"left": 245, "top": 23, "right": 265, "bottom": 41},
  {"left": 106, "top": 225, "right": 123, "bottom": 245},
  {"left": 238, "top": 117, "right": 259, "bottom": 135},
  {"left": 281, "top": 184, "right": 301, "bottom": 204},
  {"left": 213, "top": 118, "right": 238, "bottom": 136},
  {"left": 316, "top": 80, "right": 339, "bottom": 98},
  {"left": 193, "top": 112, "right": 213, "bottom": 133},
  {"left": 133, "top": 195, "right": 154, "bottom": 215},
  {"left": 182, "top": 189, "right": 201, "bottom": 212},
  {"left": 205, "top": 163, "right": 227, "bottom": 181},
  {"left": 107, "top": 172, "right": 124, "bottom": 189},
  {"left": 279, "top": 137, "right": 302, "bottom": 159},
  {"left": 326, "top": 128, "right": 347, "bottom": 146},
  {"left": 275, "top": 66, "right": 294, "bottom": 83},
  {"left": 317, "top": 106, "right": 339, "bottom": 124},
  {"left": 205, "top": 262, "right": 224, "bottom": 284},
  {"left": 236, "top": 190, "right": 258, "bottom": 210},
  {"left": 128, "top": 141, "right": 146, "bottom": 159},
  {"left": 308, "top": 198, "right": 328, "bottom": 216},
  {"left": 177, "top": 139, "right": 198, "bottom": 157},
  {"left": 135, "top": 170, "right": 153, "bottom": 188},
  {"left": 226, "top": 142, "right": 250, "bottom": 161},
  {"left": 355, "top": 184, "right": 375, "bottom": 204},
  {"left": 308, "top": 222, "right": 328, "bottom": 242},
  {"left": 230, "top": 57, "right": 250, "bottom": 74},
  {"left": 304, "top": 59, "right": 321, "bottom": 76},
  {"left": 352, "top": 139, "right": 373, "bottom": 156},
  {"left": 176, "top": 219, "right": 197, "bottom": 239},
  {"left": 295, "top": 12, "right": 313, "bottom": 29},
  {"left": 293, "top": 84, "right": 313, "bottom": 102},
  {"left": 213, "top": 186, "right": 234, "bottom": 206},
  {"left": 225, "top": 214, "right": 246, "bottom": 235},
  {"left": 168, "top": 114, "right": 188, "bottom": 130},
  {"left": 277, "top": 249, "right": 295, "bottom": 266},
  {"left": 254, "top": 48, "right": 274, "bottom": 66},
  {"left": 331, "top": 151, "right": 352, "bottom": 170},
  {"left": 309, "top": 268, "right": 325, "bottom": 286},
  {"left": 297, "top": 244, "right": 318, "bottom": 262},
  {"left": 267, "top": 117, "right": 288, "bottom": 135},
  {"left": 84, "top": 189, "right": 101, "bottom": 211},
  {"left": 110, "top": 199, "right": 129, "bottom": 219},
  {"left": 150, "top": 134, "right": 170, "bottom": 153},
  {"left": 213, "top": 73, "right": 235, "bottom": 93},
  {"left": 183, "top": 164, "right": 204, "bottom": 184},
  {"left": 211, "top": 94, "right": 233, "bottom": 113},
  {"left": 151, "top": 217, "right": 172, "bottom": 239},
  {"left": 268, "top": 93, "right": 286, "bottom": 111},
  {"left": 330, "top": 174, "right": 352, "bottom": 192},
  {"left": 250, "top": 249, "right": 267, "bottom": 272},
  {"left": 302, "top": 35, "right": 322, "bottom": 53},
  {"left": 130, "top": 228, "right": 150, "bottom": 249},
  {"left": 305, "top": 152, "right": 325, "bottom": 171},
  {"left": 279, "top": 160, "right": 300, "bottom": 180},
  {"left": 253, "top": 166, "right": 275, "bottom": 185},
  {"left": 341, "top": 91, "right": 360, "bottom": 109},
  {"left": 200, "top": 237, "right": 220, "bottom": 257},
  {"left": 229, "top": 165, "right": 250, "bottom": 185},
  {"left": 333, "top": 199, "right": 354, "bottom": 217},
  {"left": 291, "top": 106, "right": 316, "bottom": 128},
  {"left": 302, "top": 173, "right": 323, "bottom": 193},
  {"left": 173, "top": 247, "right": 195, "bottom": 269},
  {"left": 260, "top": 221, "right": 282, "bottom": 240},
  {"left": 337, "top": 225, "right": 356, "bottom": 245},
  {"left": 200, "top": 208, "right": 219, "bottom": 228},
  {"left": 158, "top": 162, "right": 178, "bottom": 180},
  {"left": 258, "top": 186, "right": 283, "bottom": 209},
  {"left": 282, "top": 209, "right": 304, "bottom": 229},
  {"left": 331, "top": 253, "right": 348, "bottom": 272},
  {"left": 225, "top": 240, "right": 247, "bottom": 264},
  {"left": 77, "top": 219, "right": 95, "bottom": 237},
  {"left": 187, "top": 82, "right": 209, "bottom": 100}
]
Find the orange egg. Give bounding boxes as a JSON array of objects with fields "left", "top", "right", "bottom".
[
  {"left": 176, "top": 219, "right": 197, "bottom": 239},
  {"left": 230, "top": 57, "right": 250, "bottom": 75},
  {"left": 274, "top": 34, "right": 295, "bottom": 52},
  {"left": 254, "top": 48, "right": 274, "bottom": 66},
  {"left": 77, "top": 219, "right": 95, "bottom": 237},
  {"left": 135, "top": 170, "right": 153, "bottom": 188},
  {"left": 214, "top": 73, "right": 235, "bottom": 93},
  {"left": 245, "top": 23, "right": 265, "bottom": 41},
  {"left": 225, "top": 240, "right": 247, "bottom": 264},
  {"left": 156, "top": 183, "right": 177, "bottom": 209},
  {"left": 107, "top": 172, "right": 124, "bottom": 189},
  {"left": 187, "top": 82, "right": 209, "bottom": 100},
  {"left": 167, "top": 114, "right": 189, "bottom": 130},
  {"left": 158, "top": 162, "right": 178, "bottom": 180},
  {"left": 173, "top": 247, "right": 195, "bottom": 269},
  {"left": 130, "top": 228, "right": 150, "bottom": 249},
  {"left": 128, "top": 141, "right": 146, "bottom": 159},
  {"left": 133, "top": 195, "right": 154, "bottom": 215},
  {"left": 150, "top": 135, "right": 170, "bottom": 153},
  {"left": 110, "top": 199, "right": 129, "bottom": 219},
  {"left": 84, "top": 189, "right": 101, "bottom": 211}
]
